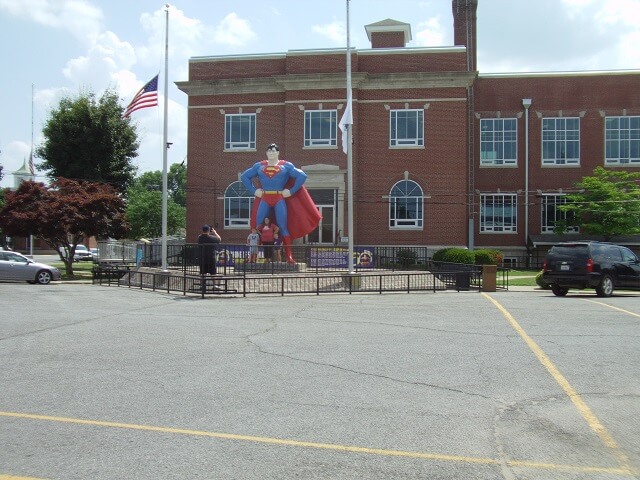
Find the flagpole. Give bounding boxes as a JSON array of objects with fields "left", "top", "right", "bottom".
[
  {"left": 345, "top": 0, "right": 355, "bottom": 274},
  {"left": 161, "top": 4, "right": 169, "bottom": 271},
  {"left": 30, "top": 83, "right": 35, "bottom": 257}
]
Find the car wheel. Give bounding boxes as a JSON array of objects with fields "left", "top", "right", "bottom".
[
  {"left": 596, "top": 274, "right": 614, "bottom": 297},
  {"left": 36, "top": 270, "right": 53, "bottom": 285},
  {"left": 551, "top": 285, "right": 569, "bottom": 296}
]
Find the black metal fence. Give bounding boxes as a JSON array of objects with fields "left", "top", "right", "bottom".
[
  {"left": 92, "top": 243, "right": 510, "bottom": 297},
  {"left": 93, "top": 268, "right": 490, "bottom": 297},
  {"left": 139, "top": 243, "right": 437, "bottom": 275}
]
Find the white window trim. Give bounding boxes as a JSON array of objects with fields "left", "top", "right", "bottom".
[
  {"left": 540, "top": 194, "right": 579, "bottom": 234},
  {"left": 480, "top": 118, "right": 518, "bottom": 167},
  {"left": 225, "top": 113, "right": 256, "bottom": 151},
  {"left": 541, "top": 117, "right": 580, "bottom": 166},
  {"left": 304, "top": 109, "right": 337, "bottom": 148},
  {"left": 389, "top": 109, "right": 424, "bottom": 148},
  {"left": 604, "top": 115, "right": 640, "bottom": 166},
  {"left": 480, "top": 193, "right": 518, "bottom": 233}
]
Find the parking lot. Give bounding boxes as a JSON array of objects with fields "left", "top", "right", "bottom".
[{"left": 0, "top": 284, "right": 638, "bottom": 479}]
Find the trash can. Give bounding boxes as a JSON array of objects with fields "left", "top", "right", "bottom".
[{"left": 455, "top": 271, "right": 470, "bottom": 291}]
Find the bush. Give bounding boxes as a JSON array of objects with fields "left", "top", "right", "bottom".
[
  {"left": 396, "top": 248, "right": 417, "bottom": 267},
  {"left": 432, "top": 247, "right": 475, "bottom": 264},
  {"left": 473, "top": 249, "right": 503, "bottom": 265},
  {"left": 535, "top": 270, "right": 551, "bottom": 289}
]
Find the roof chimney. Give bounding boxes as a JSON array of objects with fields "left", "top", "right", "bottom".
[{"left": 365, "top": 19, "right": 412, "bottom": 48}]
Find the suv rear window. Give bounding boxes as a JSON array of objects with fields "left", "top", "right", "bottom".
[{"left": 549, "top": 245, "right": 589, "bottom": 261}]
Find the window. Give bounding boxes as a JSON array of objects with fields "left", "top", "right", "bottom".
[
  {"left": 304, "top": 110, "right": 337, "bottom": 147},
  {"left": 540, "top": 194, "right": 578, "bottom": 234},
  {"left": 390, "top": 109, "right": 424, "bottom": 147},
  {"left": 224, "top": 181, "right": 254, "bottom": 228},
  {"left": 480, "top": 194, "right": 517, "bottom": 233},
  {"left": 225, "top": 114, "right": 256, "bottom": 150},
  {"left": 480, "top": 118, "right": 517, "bottom": 166},
  {"left": 605, "top": 116, "right": 640, "bottom": 165},
  {"left": 389, "top": 180, "right": 423, "bottom": 229},
  {"left": 542, "top": 117, "right": 580, "bottom": 165}
]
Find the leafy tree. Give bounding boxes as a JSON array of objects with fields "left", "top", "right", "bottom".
[
  {"left": 36, "top": 89, "right": 139, "bottom": 193},
  {"left": 0, "top": 178, "right": 129, "bottom": 275},
  {"left": 125, "top": 164, "right": 186, "bottom": 239},
  {"left": 558, "top": 167, "right": 640, "bottom": 239},
  {"left": 133, "top": 163, "right": 187, "bottom": 207}
]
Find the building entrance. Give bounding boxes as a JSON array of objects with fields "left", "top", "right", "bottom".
[{"left": 307, "top": 189, "right": 336, "bottom": 244}]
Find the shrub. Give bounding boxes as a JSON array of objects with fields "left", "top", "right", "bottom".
[
  {"left": 432, "top": 247, "right": 475, "bottom": 264},
  {"left": 473, "top": 249, "right": 503, "bottom": 265},
  {"left": 535, "top": 270, "right": 551, "bottom": 289},
  {"left": 396, "top": 248, "right": 417, "bottom": 267}
]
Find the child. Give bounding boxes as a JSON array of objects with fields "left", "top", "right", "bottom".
[
  {"left": 247, "top": 228, "right": 260, "bottom": 263},
  {"left": 273, "top": 232, "right": 282, "bottom": 262}
]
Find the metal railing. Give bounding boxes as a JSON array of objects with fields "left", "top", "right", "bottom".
[{"left": 93, "top": 268, "right": 486, "bottom": 297}]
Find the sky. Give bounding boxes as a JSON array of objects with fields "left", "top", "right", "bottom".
[{"left": 1, "top": 0, "right": 640, "bottom": 188}]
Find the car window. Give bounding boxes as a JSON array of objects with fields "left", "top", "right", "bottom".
[
  {"left": 6, "top": 252, "right": 28, "bottom": 263},
  {"left": 604, "top": 246, "right": 623, "bottom": 262},
  {"left": 621, "top": 247, "right": 638, "bottom": 262},
  {"left": 549, "top": 245, "right": 589, "bottom": 261}
]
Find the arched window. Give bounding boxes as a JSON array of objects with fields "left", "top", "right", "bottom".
[
  {"left": 224, "top": 181, "right": 254, "bottom": 228},
  {"left": 389, "top": 180, "right": 423, "bottom": 229}
]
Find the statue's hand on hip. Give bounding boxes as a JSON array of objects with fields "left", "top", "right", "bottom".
[
  {"left": 282, "top": 189, "right": 291, "bottom": 198},
  {"left": 255, "top": 188, "right": 264, "bottom": 198}
]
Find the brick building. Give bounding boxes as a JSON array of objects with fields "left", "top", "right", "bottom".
[{"left": 176, "top": 0, "right": 640, "bottom": 266}]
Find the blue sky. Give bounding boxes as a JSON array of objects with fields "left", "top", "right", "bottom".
[{"left": 1, "top": 0, "right": 639, "bottom": 188}]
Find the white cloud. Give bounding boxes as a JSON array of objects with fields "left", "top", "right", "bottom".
[
  {"left": 414, "top": 17, "right": 445, "bottom": 46},
  {"left": 0, "top": 0, "right": 103, "bottom": 45},
  {"left": 213, "top": 12, "right": 256, "bottom": 46},
  {"left": 312, "top": 20, "right": 345, "bottom": 45}
]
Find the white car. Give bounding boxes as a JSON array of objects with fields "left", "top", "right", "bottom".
[
  {"left": 73, "top": 245, "right": 95, "bottom": 262},
  {"left": 0, "top": 251, "right": 61, "bottom": 284}
]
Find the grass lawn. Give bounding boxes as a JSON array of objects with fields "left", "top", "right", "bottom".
[
  {"left": 506, "top": 269, "right": 544, "bottom": 288},
  {"left": 50, "top": 260, "right": 95, "bottom": 280}
]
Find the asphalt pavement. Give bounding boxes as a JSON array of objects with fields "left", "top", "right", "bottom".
[{"left": 0, "top": 284, "right": 638, "bottom": 479}]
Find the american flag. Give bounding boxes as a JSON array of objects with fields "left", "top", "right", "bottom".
[
  {"left": 28, "top": 147, "right": 35, "bottom": 176},
  {"left": 123, "top": 74, "right": 159, "bottom": 118}
]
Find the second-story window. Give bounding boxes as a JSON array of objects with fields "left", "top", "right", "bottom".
[
  {"left": 225, "top": 113, "right": 256, "bottom": 150},
  {"left": 542, "top": 117, "right": 580, "bottom": 166},
  {"left": 304, "top": 110, "right": 337, "bottom": 147},
  {"left": 390, "top": 109, "right": 424, "bottom": 147},
  {"left": 605, "top": 116, "right": 640, "bottom": 165},
  {"left": 480, "top": 118, "right": 517, "bottom": 166}
]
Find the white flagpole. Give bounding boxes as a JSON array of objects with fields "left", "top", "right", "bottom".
[
  {"left": 30, "top": 83, "right": 35, "bottom": 257},
  {"left": 161, "top": 4, "right": 170, "bottom": 271},
  {"left": 345, "top": 0, "right": 355, "bottom": 274}
]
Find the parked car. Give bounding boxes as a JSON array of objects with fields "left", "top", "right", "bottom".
[
  {"left": 0, "top": 251, "right": 61, "bottom": 284},
  {"left": 73, "top": 245, "right": 95, "bottom": 262},
  {"left": 542, "top": 241, "right": 640, "bottom": 297}
]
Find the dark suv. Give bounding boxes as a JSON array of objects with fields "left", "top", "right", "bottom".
[{"left": 542, "top": 241, "right": 640, "bottom": 297}]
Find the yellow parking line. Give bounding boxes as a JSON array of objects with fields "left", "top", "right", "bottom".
[
  {"left": 0, "top": 410, "right": 633, "bottom": 475},
  {"left": 0, "top": 475, "right": 47, "bottom": 480},
  {"left": 584, "top": 299, "right": 640, "bottom": 319},
  {"left": 482, "top": 293, "right": 637, "bottom": 476}
]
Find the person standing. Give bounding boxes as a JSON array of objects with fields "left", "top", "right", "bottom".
[
  {"left": 247, "top": 228, "right": 260, "bottom": 263},
  {"left": 273, "top": 232, "right": 282, "bottom": 263},
  {"left": 198, "top": 224, "right": 221, "bottom": 275},
  {"left": 257, "top": 217, "right": 279, "bottom": 262}
]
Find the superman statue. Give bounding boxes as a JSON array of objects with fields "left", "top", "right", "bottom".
[{"left": 241, "top": 143, "right": 321, "bottom": 263}]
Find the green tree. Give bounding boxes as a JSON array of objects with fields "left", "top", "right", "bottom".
[
  {"left": 0, "top": 178, "right": 129, "bottom": 275},
  {"left": 133, "top": 163, "right": 187, "bottom": 207},
  {"left": 36, "top": 89, "right": 139, "bottom": 193},
  {"left": 125, "top": 164, "right": 186, "bottom": 239},
  {"left": 558, "top": 167, "right": 640, "bottom": 239}
]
